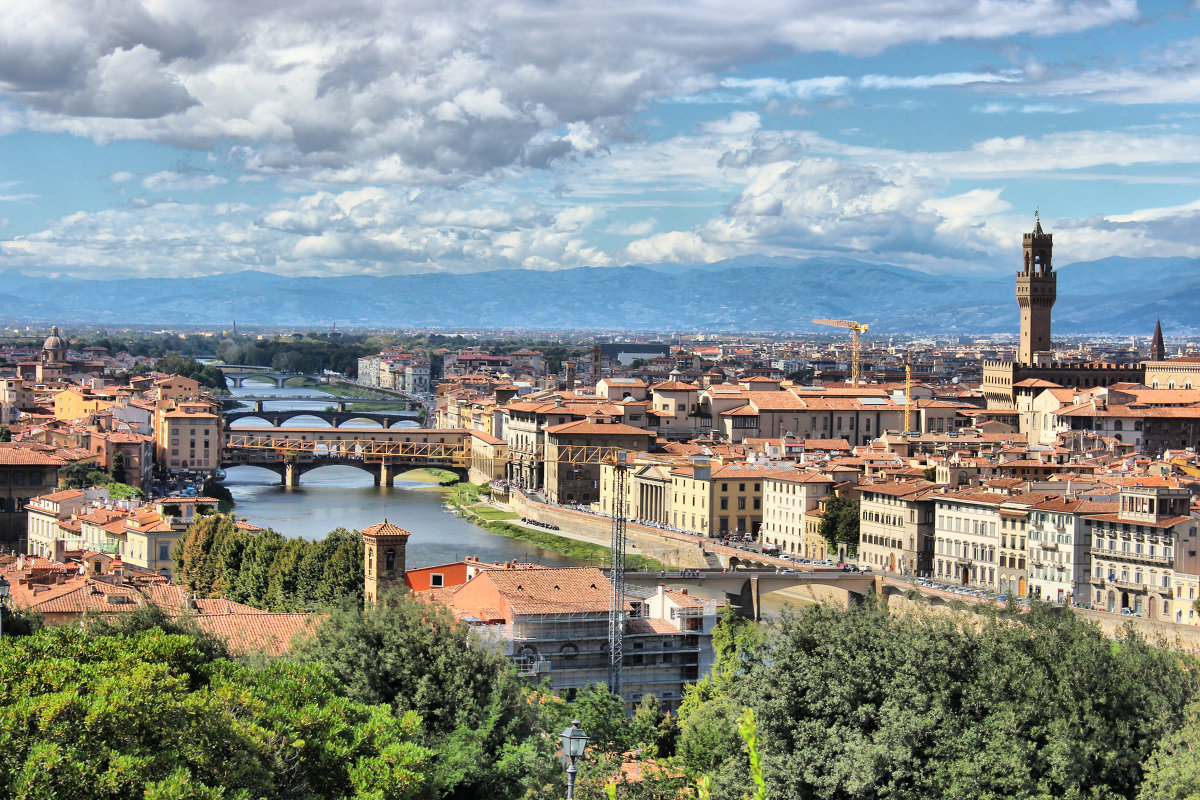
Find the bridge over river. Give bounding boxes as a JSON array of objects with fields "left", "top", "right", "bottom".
[
  {"left": 621, "top": 567, "right": 879, "bottom": 620},
  {"left": 225, "top": 401, "right": 422, "bottom": 428},
  {"left": 222, "top": 427, "right": 483, "bottom": 486}
]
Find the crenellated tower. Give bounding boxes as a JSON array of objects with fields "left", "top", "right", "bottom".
[{"left": 1017, "top": 212, "right": 1056, "bottom": 365}]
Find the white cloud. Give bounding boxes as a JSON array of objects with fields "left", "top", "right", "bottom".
[
  {"left": 859, "top": 71, "right": 1020, "bottom": 89},
  {"left": 0, "top": 0, "right": 1139, "bottom": 184},
  {"left": 141, "top": 171, "right": 227, "bottom": 191},
  {"left": 607, "top": 219, "right": 656, "bottom": 236}
]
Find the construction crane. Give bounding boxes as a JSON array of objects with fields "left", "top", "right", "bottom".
[
  {"left": 904, "top": 352, "right": 914, "bottom": 434},
  {"left": 812, "top": 319, "right": 869, "bottom": 386},
  {"left": 607, "top": 450, "right": 629, "bottom": 699}
]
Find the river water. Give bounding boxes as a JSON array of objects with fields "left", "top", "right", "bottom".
[{"left": 222, "top": 382, "right": 586, "bottom": 569}]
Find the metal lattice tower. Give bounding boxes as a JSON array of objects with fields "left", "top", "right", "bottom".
[
  {"left": 904, "top": 352, "right": 914, "bottom": 433},
  {"left": 608, "top": 452, "right": 629, "bottom": 700}
]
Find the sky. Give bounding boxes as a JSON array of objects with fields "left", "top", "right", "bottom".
[{"left": 1, "top": 0, "right": 1200, "bottom": 281}]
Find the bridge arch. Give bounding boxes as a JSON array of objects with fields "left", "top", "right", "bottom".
[{"left": 227, "top": 415, "right": 276, "bottom": 428}]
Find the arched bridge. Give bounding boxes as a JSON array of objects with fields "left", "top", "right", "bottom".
[
  {"left": 622, "top": 568, "right": 879, "bottom": 620},
  {"left": 220, "top": 369, "right": 326, "bottom": 389},
  {"left": 222, "top": 427, "right": 474, "bottom": 486},
  {"left": 225, "top": 408, "right": 421, "bottom": 428}
]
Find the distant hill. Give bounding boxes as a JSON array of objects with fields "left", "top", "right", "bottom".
[{"left": 1, "top": 255, "right": 1197, "bottom": 334}]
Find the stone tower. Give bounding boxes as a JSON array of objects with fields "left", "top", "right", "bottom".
[
  {"left": 1017, "top": 212, "right": 1056, "bottom": 365},
  {"left": 1150, "top": 319, "right": 1166, "bottom": 362},
  {"left": 361, "top": 520, "right": 412, "bottom": 605}
]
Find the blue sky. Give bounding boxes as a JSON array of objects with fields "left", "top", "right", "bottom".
[{"left": 1, "top": 0, "right": 1199, "bottom": 280}]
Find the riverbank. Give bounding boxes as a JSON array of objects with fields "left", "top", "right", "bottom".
[{"left": 445, "top": 482, "right": 668, "bottom": 572}]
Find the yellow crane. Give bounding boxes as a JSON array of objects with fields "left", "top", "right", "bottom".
[{"left": 812, "top": 318, "right": 870, "bottom": 386}]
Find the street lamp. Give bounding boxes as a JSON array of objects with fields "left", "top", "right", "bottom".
[
  {"left": 0, "top": 575, "right": 10, "bottom": 637},
  {"left": 560, "top": 718, "right": 590, "bottom": 800}
]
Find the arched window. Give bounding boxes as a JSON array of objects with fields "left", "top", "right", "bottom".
[
  {"left": 1113, "top": 420, "right": 1123, "bottom": 431},
  {"left": 385, "top": 548, "right": 396, "bottom": 572}
]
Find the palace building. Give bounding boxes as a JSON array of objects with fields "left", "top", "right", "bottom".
[{"left": 982, "top": 216, "right": 1146, "bottom": 416}]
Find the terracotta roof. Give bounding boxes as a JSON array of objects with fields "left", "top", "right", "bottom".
[
  {"left": 194, "top": 613, "right": 321, "bottom": 656},
  {"left": 650, "top": 381, "right": 700, "bottom": 391},
  {"left": 766, "top": 469, "right": 834, "bottom": 484},
  {"left": 472, "top": 567, "right": 630, "bottom": 615},
  {"left": 361, "top": 521, "right": 413, "bottom": 538},
  {"left": 0, "top": 445, "right": 67, "bottom": 465},
  {"left": 544, "top": 420, "right": 653, "bottom": 436}
]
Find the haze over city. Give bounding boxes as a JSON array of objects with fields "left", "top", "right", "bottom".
[{"left": 3, "top": 0, "right": 1200, "bottom": 282}]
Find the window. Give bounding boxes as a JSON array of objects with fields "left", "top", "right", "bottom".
[
  {"left": 158, "top": 542, "right": 170, "bottom": 561},
  {"left": 430, "top": 573, "right": 444, "bottom": 587},
  {"left": 384, "top": 548, "right": 396, "bottom": 572}
]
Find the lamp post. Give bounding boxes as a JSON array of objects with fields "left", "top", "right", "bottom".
[
  {"left": 0, "top": 575, "right": 10, "bottom": 637},
  {"left": 560, "top": 718, "right": 590, "bottom": 800}
]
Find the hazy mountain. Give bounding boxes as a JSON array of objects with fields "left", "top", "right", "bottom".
[{"left": 0, "top": 255, "right": 1196, "bottom": 335}]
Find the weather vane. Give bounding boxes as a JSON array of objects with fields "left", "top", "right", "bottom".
[{"left": 1035, "top": 206, "right": 1040, "bottom": 225}]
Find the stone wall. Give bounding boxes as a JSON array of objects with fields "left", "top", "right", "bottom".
[{"left": 507, "top": 492, "right": 711, "bottom": 569}]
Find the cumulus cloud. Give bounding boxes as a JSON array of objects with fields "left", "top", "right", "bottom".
[{"left": 0, "top": 0, "right": 1139, "bottom": 183}]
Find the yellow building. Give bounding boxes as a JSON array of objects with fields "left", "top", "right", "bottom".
[
  {"left": 669, "top": 463, "right": 764, "bottom": 538},
  {"left": 52, "top": 387, "right": 113, "bottom": 422},
  {"left": 155, "top": 401, "right": 222, "bottom": 473},
  {"left": 78, "top": 496, "right": 220, "bottom": 577}
]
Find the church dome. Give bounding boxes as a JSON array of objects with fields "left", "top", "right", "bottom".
[{"left": 42, "top": 326, "right": 64, "bottom": 352}]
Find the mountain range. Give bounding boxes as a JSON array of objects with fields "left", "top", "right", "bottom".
[{"left": 0, "top": 254, "right": 1194, "bottom": 335}]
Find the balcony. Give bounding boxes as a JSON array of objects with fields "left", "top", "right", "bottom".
[{"left": 1090, "top": 548, "right": 1172, "bottom": 565}]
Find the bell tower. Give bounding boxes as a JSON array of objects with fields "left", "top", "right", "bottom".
[
  {"left": 1017, "top": 211, "right": 1055, "bottom": 365},
  {"left": 362, "top": 520, "right": 412, "bottom": 605}
]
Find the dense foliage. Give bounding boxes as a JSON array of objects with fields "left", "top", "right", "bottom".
[
  {"left": 818, "top": 494, "right": 860, "bottom": 557},
  {"left": 0, "top": 625, "right": 432, "bottom": 799},
  {"left": 173, "top": 515, "right": 364, "bottom": 611},
  {"left": 58, "top": 461, "right": 144, "bottom": 498},
  {"left": 677, "top": 602, "right": 1200, "bottom": 800}
]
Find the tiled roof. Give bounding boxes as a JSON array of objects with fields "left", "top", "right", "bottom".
[
  {"left": 361, "top": 521, "right": 412, "bottom": 539},
  {"left": 477, "top": 567, "right": 630, "bottom": 615},
  {"left": 0, "top": 445, "right": 67, "bottom": 465}
]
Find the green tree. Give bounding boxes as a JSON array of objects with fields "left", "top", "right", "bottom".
[
  {"left": 818, "top": 494, "right": 860, "bottom": 558},
  {"left": 232, "top": 528, "right": 285, "bottom": 606},
  {"left": 58, "top": 460, "right": 111, "bottom": 489},
  {"left": 0, "top": 425, "right": 10, "bottom": 442},
  {"left": 110, "top": 451, "right": 127, "bottom": 485},
  {"left": 264, "top": 536, "right": 308, "bottom": 611},
  {"left": 0, "top": 626, "right": 433, "bottom": 799},
  {"left": 1140, "top": 700, "right": 1200, "bottom": 800},
  {"left": 700, "top": 601, "right": 1200, "bottom": 800},
  {"left": 290, "top": 589, "right": 546, "bottom": 799}
]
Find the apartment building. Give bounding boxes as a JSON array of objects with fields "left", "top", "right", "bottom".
[
  {"left": 933, "top": 490, "right": 1002, "bottom": 591},
  {"left": 760, "top": 469, "right": 834, "bottom": 558},
  {"left": 1086, "top": 479, "right": 1195, "bottom": 619},
  {"left": 858, "top": 481, "right": 937, "bottom": 575}
]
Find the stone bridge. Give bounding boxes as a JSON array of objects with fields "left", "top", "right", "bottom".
[
  {"left": 220, "top": 370, "right": 326, "bottom": 389},
  {"left": 222, "top": 427, "right": 479, "bottom": 486},
  {"left": 225, "top": 407, "right": 421, "bottom": 428},
  {"left": 622, "top": 568, "right": 879, "bottom": 620}
]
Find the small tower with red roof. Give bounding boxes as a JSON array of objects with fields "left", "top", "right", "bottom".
[{"left": 361, "top": 520, "right": 412, "bottom": 605}]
